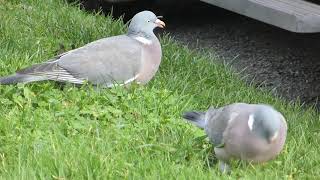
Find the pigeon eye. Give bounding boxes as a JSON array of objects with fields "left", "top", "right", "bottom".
[{"left": 147, "top": 20, "right": 150, "bottom": 22}]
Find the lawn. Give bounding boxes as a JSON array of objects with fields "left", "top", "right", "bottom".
[{"left": 0, "top": 0, "right": 319, "bottom": 179}]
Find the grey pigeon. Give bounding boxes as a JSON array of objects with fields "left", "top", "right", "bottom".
[
  {"left": 0, "top": 10, "right": 165, "bottom": 87},
  {"left": 182, "top": 103, "right": 287, "bottom": 172}
]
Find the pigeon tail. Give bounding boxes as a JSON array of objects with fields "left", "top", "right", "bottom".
[
  {"left": 0, "top": 61, "right": 85, "bottom": 85},
  {"left": 0, "top": 74, "right": 47, "bottom": 84},
  {"left": 182, "top": 111, "right": 206, "bottom": 129}
]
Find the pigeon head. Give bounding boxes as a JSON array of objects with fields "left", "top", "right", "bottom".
[
  {"left": 248, "top": 105, "right": 281, "bottom": 144},
  {"left": 127, "top": 10, "right": 165, "bottom": 38}
]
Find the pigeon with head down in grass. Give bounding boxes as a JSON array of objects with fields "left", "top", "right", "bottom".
[
  {"left": 182, "top": 103, "right": 287, "bottom": 173},
  {"left": 0, "top": 10, "right": 165, "bottom": 87}
]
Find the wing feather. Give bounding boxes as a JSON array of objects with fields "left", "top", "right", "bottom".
[{"left": 15, "top": 35, "right": 142, "bottom": 86}]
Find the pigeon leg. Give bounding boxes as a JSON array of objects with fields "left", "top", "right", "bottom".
[{"left": 219, "top": 161, "right": 231, "bottom": 173}]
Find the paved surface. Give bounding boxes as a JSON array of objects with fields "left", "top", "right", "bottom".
[
  {"left": 80, "top": 1, "right": 320, "bottom": 108},
  {"left": 163, "top": 2, "right": 320, "bottom": 108}
]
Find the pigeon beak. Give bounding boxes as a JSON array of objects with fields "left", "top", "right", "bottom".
[
  {"left": 155, "top": 19, "right": 165, "bottom": 28},
  {"left": 267, "top": 131, "right": 278, "bottom": 144}
]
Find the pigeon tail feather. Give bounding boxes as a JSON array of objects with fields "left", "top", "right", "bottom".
[
  {"left": 0, "top": 74, "right": 47, "bottom": 84},
  {"left": 182, "top": 111, "right": 206, "bottom": 129}
]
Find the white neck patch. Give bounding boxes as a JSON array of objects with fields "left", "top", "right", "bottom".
[
  {"left": 134, "top": 36, "right": 152, "bottom": 45},
  {"left": 248, "top": 114, "right": 255, "bottom": 131}
]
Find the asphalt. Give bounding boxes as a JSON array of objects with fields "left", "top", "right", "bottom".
[{"left": 163, "top": 2, "right": 320, "bottom": 108}]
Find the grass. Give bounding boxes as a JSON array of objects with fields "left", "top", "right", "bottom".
[{"left": 0, "top": 0, "right": 319, "bottom": 179}]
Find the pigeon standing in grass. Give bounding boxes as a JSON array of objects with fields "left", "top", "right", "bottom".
[
  {"left": 182, "top": 103, "right": 287, "bottom": 173},
  {"left": 0, "top": 10, "right": 165, "bottom": 87}
]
